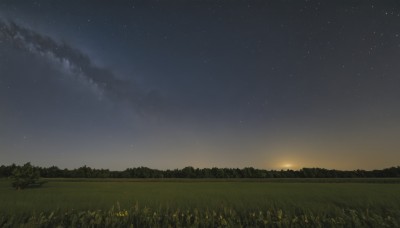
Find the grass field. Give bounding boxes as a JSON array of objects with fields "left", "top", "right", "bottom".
[{"left": 1, "top": 178, "right": 400, "bottom": 227}]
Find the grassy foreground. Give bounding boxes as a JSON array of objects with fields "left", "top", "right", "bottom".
[{"left": 0, "top": 179, "right": 399, "bottom": 227}]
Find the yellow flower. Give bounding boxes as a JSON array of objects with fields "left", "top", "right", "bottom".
[
  {"left": 116, "top": 210, "right": 128, "bottom": 217},
  {"left": 277, "top": 210, "right": 283, "bottom": 220}
]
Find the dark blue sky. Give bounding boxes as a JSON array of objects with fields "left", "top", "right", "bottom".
[{"left": 1, "top": 0, "right": 400, "bottom": 170}]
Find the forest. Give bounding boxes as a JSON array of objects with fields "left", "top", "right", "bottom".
[{"left": 1, "top": 163, "right": 400, "bottom": 179}]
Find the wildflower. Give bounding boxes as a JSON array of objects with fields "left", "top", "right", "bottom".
[
  {"left": 116, "top": 210, "right": 128, "bottom": 217},
  {"left": 277, "top": 210, "right": 283, "bottom": 220}
]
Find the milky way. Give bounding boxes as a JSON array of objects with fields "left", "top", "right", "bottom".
[{"left": 0, "top": 19, "right": 162, "bottom": 115}]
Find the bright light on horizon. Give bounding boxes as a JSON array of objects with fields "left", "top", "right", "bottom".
[{"left": 282, "top": 163, "right": 293, "bottom": 169}]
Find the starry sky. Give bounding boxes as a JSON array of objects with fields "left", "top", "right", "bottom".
[{"left": 1, "top": 0, "right": 400, "bottom": 170}]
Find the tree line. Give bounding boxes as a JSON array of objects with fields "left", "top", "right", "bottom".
[{"left": 0, "top": 164, "right": 400, "bottom": 178}]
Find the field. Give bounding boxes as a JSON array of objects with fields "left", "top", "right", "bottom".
[{"left": 1, "top": 178, "right": 400, "bottom": 227}]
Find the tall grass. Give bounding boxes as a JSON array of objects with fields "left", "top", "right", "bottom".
[
  {"left": 1, "top": 203, "right": 399, "bottom": 227},
  {"left": 0, "top": 179, "right": 399, "bottom": 227}
]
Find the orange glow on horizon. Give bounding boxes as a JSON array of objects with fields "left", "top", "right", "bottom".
[{"left": 282, "top": 163, "right": 293, "bottom": 169}]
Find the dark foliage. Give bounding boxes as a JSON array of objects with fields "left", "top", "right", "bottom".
[
  {"left": 1, "top": 164, "right": 400, "bottom": 179},
  {"left": 10, "top": 162, "right": 45, "bottom": 189}
]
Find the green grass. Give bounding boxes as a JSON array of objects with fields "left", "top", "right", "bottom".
[{"left": 0, "top": 178, "right": 400, "bottom": 227}]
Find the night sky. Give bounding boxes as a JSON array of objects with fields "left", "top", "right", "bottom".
[{"left": 1, "top": 0, "right": 400, "bottom": 170}]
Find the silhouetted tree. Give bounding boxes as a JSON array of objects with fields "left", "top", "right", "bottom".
[
  {"left": 11, "top": 162, "right": 43, "bottom": 190},
  {"left": 1, "top": 163, "right": 400, "bottom": 179}
]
